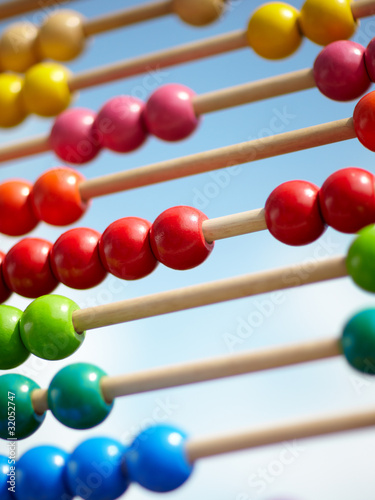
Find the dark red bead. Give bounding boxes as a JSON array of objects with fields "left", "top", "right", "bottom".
[
  {"left": 0, "top": 180, "right": 39, "bottom": 236},
  {"left": 353, "top": 90, "right": 375, "bottom": 152},
  {"left": 265, "top": 180, "right": 326, "bottom": 246},
  {"left": 0, "top": 251, "right": 11, "bottom": 303},
  {"left": 150, "top": 206, "right": 214, "bottom": 270}
]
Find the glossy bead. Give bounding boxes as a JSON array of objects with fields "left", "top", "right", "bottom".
[
  {"left": 341, "top": 309, "right": 375, "bottom": 374},
  {"left": 319, "top": 168, "right": 375, "bottom": 233},
  {"left": 0, "top": 374, "right": 46, "bottom": 440},
  {"left": 353, "top": 91, "right": 375, "bottom": 152},
  {"left": 38, "top": 10, "right": 86, "bottom": 61},
  {"left": 66, "top": 437, "right": 129, "bottom": 500},
  {"left": 0, "top": 305, "right": 29, "bottom": 370},
  {"left": 172, "top": 0, "right": 225, "bottom": 26},
  {"left": 23, "top": 62, "right": 72, "bottom": 117},
  {"left": 0, "top": 74, "right": 28, "bottom": 128},
  {"left": 150, "top": 206, "right": 214, "bottom": 270},
  {"left": 0, "top": 455, "right": 13, "bottom": 500},
  {"left": 31, "top": 167, "right": 89, "bottom": 226},
  {"left": 313, "top": 41, "right": 371, "bottom": 101},
  {"left": 48, "top": 363, "right": 113, "bottom": 429},
  {"left": 0, "top": 252, "right": 11, "bottom": 305},
  {"left": 16, "top": 446, "right": 72, "bottom": 500},
  {"left": 0, "top": 22, "right": 40, "bottom": 72},
  {"left": 19, "top": 294, "right": 84, "bottom": 360},
  {"left": 144, "top": 84, "right": 200, "bottom": 141},
  {"left": 0, "top": 180, "right": 39, "bottom": 236},
  {"left": 50, "top": 228, "right": 107, "bottom": 289},
  {"left": 99, "top": 217, "right": 158, "bottom": 280},
  {"left": 93, "top": 96, "right": 148, "bottom": 153},
  {"left": 247, "top": 3, "right": 302, "bottom": 60},
  {"left": 346, "top": 225, "right": 375, "bottom": 293},
  {"left": 364, "top": 37, "right": 375, "bottom": 82},
  {"left": 299, "top": 0, "right": 356, "bottom": 46},
  {"left": 124, "top": 424, "right": 193, "bottom": 492},
  {"left": 265, "top": 180, "right": 326, "bottom": 246}
]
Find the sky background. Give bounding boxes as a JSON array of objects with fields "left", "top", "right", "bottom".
[{"left": 2, "top": 0, "right": 375, "bottom": 499}]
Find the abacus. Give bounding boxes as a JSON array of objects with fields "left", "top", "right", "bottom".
[{"left": 2, "top": 1, "right": 375, "bottom": 499}]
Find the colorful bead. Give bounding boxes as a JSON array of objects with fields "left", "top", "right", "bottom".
[
  {"left": 144, "top": 84, "right": 200, "bottom": 141},
  {"left": 246, "top": 3, "right": 302, "bottom": 60},
  {"left": 319, "top": 168, "right": 375, "bottom": 233},
  {"left": 313, "top": 41, "right": 371, "bottom": 102},
  {"left": 353, "top": 91, "right": 375, "bottom": 152},
  {"left": 19, "top": 294, "right": 85, "bottom": 360},
  {"left": 50, "top": 227, "right": 107, "bottom": 289},
  {"left": 172, "top": 0, "right": 225, "bottom": 26},
  {"left": 31, "top": 167, "right": 89, "bottom": 226},
  {"left": 150, "top": 206, "right": 214, "bottom": 270},
  {"left": 364, "top": 37, "right": 375, "bottom": 82},
  {"left": 341, "top": 309, "right": 375, "bottom": 374},
  {"left": 0, "top": 455, "right": 13, "bottom": 499},
  {"left": 0, "top": 305, "right": 29, "bottom": 370},
  {"left": 66, "top": 437, "right": 129, "bottom": 500},
  {"left": 0, "top": 252, "right": 11, "bottom": 305},
  {"left": 299, "top": 0, "right": 356, "bottom": 46},
  {"left": 0, "top": 180, "right": 39, "bottom": 236},
  {"left": 0, "top": 374, "right": 46, "bottom": 440},
  {"left": 124, "top": 424, "right": 193, "bottom": 492},
  {"left": 346, "top": 225, "right": 375, "bottom": 293},
  {"left": 0, "top": 22, "right": 40, "bottom": 72},
  {"left": 99, "top": 217, "right": 158, "bottom": 280},
  {"left": 93, "top": 96, "right": 148, "bottom": 152},
  {"left": 48, "top": 363, "right": 113, "bottom": 429},
  {"left": 0, "top": 74, "right": 28, "bottom": 128},
  {"left": 23, "top": 62, "right": 72, "bottom": 117},
  {"left": 265, "top": 180, "right": 326, "bottom": 246}
]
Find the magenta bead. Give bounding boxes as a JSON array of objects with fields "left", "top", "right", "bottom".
[
  {"left": 365, "top": 37, "right": 375, "bottom": 82},
  {"left": 144, "top": 84, "right": 200, "bottom": 142},
  {"left": 313, "top": 41, "right": 371, "bottom": 102},
  {"left": 93, "top": 96, "right": 148, "bottom": 153},
  {"left": 50, "top": 108, "right": 102, "bottom": 165}
]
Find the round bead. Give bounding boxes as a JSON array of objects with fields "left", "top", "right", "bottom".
[
  {"left": 16, "top": 446, "right": 72, "bottom": 500},
  {"left": 50, "top": 227, "right": 107, "bottom": 290},
  {"left": 0, "top": 374, "right": 46, "bottom": 440},
  {"left": 99, "top": 217, "right": 158, "bottom": 280},
  {"left": 31, "top": 167, "right": 89, "bottom": 226},
  {"left": 19, "top": 294, "right": 85, "bottom": 361},
  {"left": 346, "top": 225, "right": 375, "bottom": 293},
  {"left": 150, "top": 206, "right": 214, "bottom": 270},
  {"left": 341, "top": 309, "right": 375, "bottom": 374},
  {"left": 124, "top": 424, "right": 193, "bottom": 492},
  {"left": 364, "top": 37, "right": 375, "bottom": 82},
  {"left": 0, "top": 252, "right": 11, "bottom": 305},
  {"left": 23, "top": 62, "right": 72, "bottom": 117},
  {"left": 0, "top": 74, "right": 28, "bottom": 128},
  {"left": 38, "top": 10, "right": 86, "bottom": 61},
  {"left": 319, "top": 168, "right": 375, "bottom": 233},
  {"left": 0, "top": 22, "right": 40, "bottom": 72},
  {"left": 93, "top": 96, "right": 148, "bottom": 153},
  {"left": 50, "top": 108, "right": 102, "bottom": 164},
  {"left": 246, "top": 3, "right": 302, "bottom": 60},
  {"left": 0, "top": 455, "right": 13, "bottom": 500},
  {"left": 299, "top": 0, "right": 356, "bottom": 46},
  {"left": 144, "top": 84, "right": 200, "bottom": 142},
  {"left": 48, "top": 363, "right": 113, "bottom": 429},
  {"left": 66, "top": 437, "right": 129, "bottom": 500},
  {"left": 353, "top": 90, "right": 375, "bottom": 152},
  {"left": 0, "top": 305, "right": 29, "bottom": 370},
  {"left": 172, "top": 0, "right": 225, "bottom": 26},
  {"left": 265, "top": 180, "right": 326, "bottom": 246},
  {"left": 313, "top": 41, "right": 371, "bottom": 101},
  {"left": 0, "top": 179, "right": 39, "bottom": 236}
]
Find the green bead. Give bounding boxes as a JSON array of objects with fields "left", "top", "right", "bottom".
[
  {"left": 341, "top": 308, "right": 375, "bottom": 374},
  {"left": 19, "top": 294, "right": 85, "bottom": 361},
  {"left": 347, "top": 225, "right": 375, "bottom": 293},
  {"left": 48, "top": 363, "right": 113, "bottom": 429},
  {"left": 0, "top": 374, "right": 46, "bottom": 440},
  {"left": 0, "top": 305, "right": 29, "bottom": 370}
]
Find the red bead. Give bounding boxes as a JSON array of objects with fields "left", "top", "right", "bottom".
[
  {"left": 364, "top": 37, "right": 375, "bottom": 82},
  {"left": 318, "top": 167, "right": 375, "bottom": 233},
  {"left": 31, "top": 167, "right": 89, "bottom": 226},
  {"left": 0, "top": 180, "right": 39, "bottom": 236},
  {"left": 0, "top": 251, "right": 11, "bottom": 303},
  {"left": 99, "top": 217, "right": 158, "bottom": 280},
  {"left": 265, "top": 180, "right": 326, "bottom": 246},
  {"left": 3, "top": 238, "right": 58, "bottom": 298},
  {"left": 149, "top": 206, "right": 214, "bottom": 270},
  {"left": 50, "top": 228, "right": 107, "bottom": 290},
  {"left": 353, "top": 91, "right": 375, "bottom": 152}
]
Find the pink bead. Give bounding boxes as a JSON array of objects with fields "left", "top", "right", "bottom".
[
  {"left": 365, "top": 37, "right": 375, "bottom": 82},
  {"left": 144, "top": 84, "right": 200, "bottom": 142},
  {"left": 49, "top": 108, "right": 102, "bottom": 164},
  {"left": 93, "top": 96, "right": 148, "bottom": 153},
  {"left": 313, "top": 41, "right": 371, "bottom": 101}
]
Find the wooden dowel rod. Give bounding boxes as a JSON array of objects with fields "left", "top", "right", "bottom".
[
  {"left": 202, "top": 208, "right": 267, "bottom": 242},
  {"left": 0, "top": 135, "right": 50, "bottom": 163},
  {"left": 0, "top": 0, "right": 74, "bottom": 21},
  {"left": 351, "top": 0, "right": 375, "bottom": 19},
  {"left": 31, "top": 389, "right": 48, "bottom": 415},
  {"left": 72, "top": 256, "right": 348, "bottom": 332}
]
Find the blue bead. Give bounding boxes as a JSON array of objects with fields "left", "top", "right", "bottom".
[
  {"left": 15, "top": 446, "right": 73, "bottom": 500},
  {"left": 0, "top": 455, "right": 14, "bottom": 499},
  {"left": 341, "top": 308, "right": 375, "bottom": 374},
  {"left": 124, "top": 424, "right": 193, "bottom": 492},
  {"left": 66, "top": 437, "right": 129, "bottom": 500}
]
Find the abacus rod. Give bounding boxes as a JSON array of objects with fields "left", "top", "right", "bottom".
[
  {"left": 351, "top": 0, "right": 375, "bottom": 18},
  {"left": 0, "top": 0, "right": 74, "bottom": 20},
  {"left": 202, "top": 208, "right": 267, "bottom": 242},
  {"left": 0, "top": 135, "right": 50, "bottom": 163},
  {"left": 71, "top": 255, "right": 348, "bottom": 332}
]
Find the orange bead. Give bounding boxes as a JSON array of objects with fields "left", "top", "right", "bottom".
[{"left": 0, "top": 180, "right": 39, "bottom": 236}]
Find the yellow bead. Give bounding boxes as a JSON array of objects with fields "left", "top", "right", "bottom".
[
  {"left": 23, "top": 63, "right": 72, "bottom": 118},
  {"left": 0, "top": 22, "right": 40, "bottom": 73},
  {"left": 172, "top": 0, "right": 225, "bottom": 26},
  {"left": 299, "top": 0, "right": 356, "bottom": 46},
  {"left": 247, "top": 2, "right": 302, "bottom": 60},
  {"left": 38, "top": 10, "right": 86, "bottom": 62},
  {"left": 0, "top": 74, "right": 28, "bottom": 128}
]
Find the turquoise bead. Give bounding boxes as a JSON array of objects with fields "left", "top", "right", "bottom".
[
  {"left": 341, "top": 308, "right": 375, "bottom": 374},
  {"left": 48, "top": 363, "right": 113, "bottom": 429},
  {"left": 346, "top": 225, "right": 375, "bottom": 293},
  {"left": 0, "top": 305, "right": 30, "bottom": 370}
]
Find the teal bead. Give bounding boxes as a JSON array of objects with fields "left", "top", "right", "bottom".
[
  {"left": 48, "top": 363, "right": 113, "bottom": 429},
  {"left": 346, "top": 225, "right": 375, "bottom": 293},
  {"left": 341, "top": 309, "right": 375, "bottom": 374},
  {"left": 0, "top": 374, "right": 46, "bottom": 440},
  {"left": 0, "top": 305, "right": 30, "bottom": 370},
  {"left": 19, "top": 294, "right": 85, "bottom": 360}
]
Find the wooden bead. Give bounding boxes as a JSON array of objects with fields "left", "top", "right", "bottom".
[
  {"left": 0, "top": 22, "right": 40, "bottom": 72},
  {"left": 172, "top": 0, "right": 225, "bottom": 26}
]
